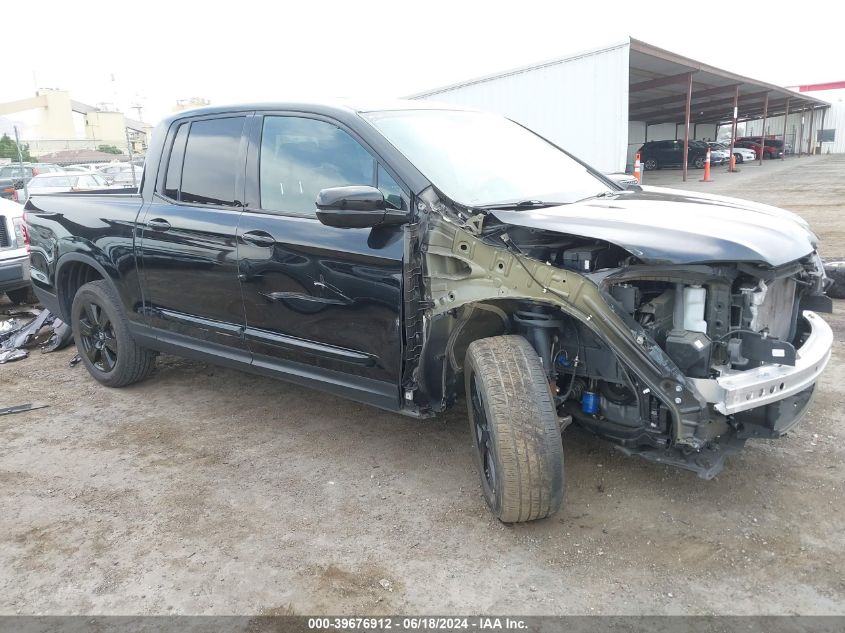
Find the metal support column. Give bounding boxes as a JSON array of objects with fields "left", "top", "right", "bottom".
[
  {"left": 682, "top": 73, "right": 693, "bottom": 182},
  {"left": 818, "top": 107, "right": 827, "bottom": 154},
  {"left": 728, "top": 85, "right": 739, "bottom": 172},
  {"left": 798, "top": 108, "right": 805, "bottom": 157},
  {"left": 758, "top": 92, "right": 769, "bottom": 166},
  {"left": 782, "top": 98, "right": 789, "bottom": 160},
  {"left": 807, "top": 107, "right": 816, "bottom": 155}
]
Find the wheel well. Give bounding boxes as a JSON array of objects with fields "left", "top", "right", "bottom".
[
  {"left": 422, "top": 299, "right": 573, "bottom": 411},
  {"left": 58, "top": 261, "right": 103, "bottom": 318}
]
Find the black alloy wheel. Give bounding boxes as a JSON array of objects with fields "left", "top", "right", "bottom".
[
  {"left": 76, "top": 300, "right": 118, "bottom": 372},
  {"left": 70, "top": 280, "right": 155, "bottom": 387},
  {"left": 469, "top": 371, "right": 497, "bottom": 500}
]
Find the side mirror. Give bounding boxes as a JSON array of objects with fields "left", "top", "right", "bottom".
[{"left": 315, "top": 186, "right": 408, "bottom": 229}]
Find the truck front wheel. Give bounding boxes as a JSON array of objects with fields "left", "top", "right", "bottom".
[
  {"left": 464, "top": 335, "right": 565, "bottom": 523},
  {"left": 71, "top": 280, "right": 155, "bottom": 387}
]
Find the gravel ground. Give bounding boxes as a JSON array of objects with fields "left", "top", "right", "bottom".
[{"left": 1, "top": 155, "right": 843, "bottom": 615}]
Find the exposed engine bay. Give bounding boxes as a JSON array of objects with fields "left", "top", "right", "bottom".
[{"left": 411, "top": 187, "right": 834, "bottom": 479}]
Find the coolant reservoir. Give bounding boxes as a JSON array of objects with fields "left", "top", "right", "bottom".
[{"left": 683, "top": 285, "right": 708, "bottom": 334}]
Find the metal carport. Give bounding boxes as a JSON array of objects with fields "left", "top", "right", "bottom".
[
  {"left": 628, "top": 39, "right": 829, "bottom": 180},
  {"left": 408, "top": 38, "right": 830, "bottom": 178}
]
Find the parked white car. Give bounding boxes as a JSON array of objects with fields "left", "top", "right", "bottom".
[
  {"left": 731, "top": 146, "right": 757, "bottom": 163},
  {"left": 0, "top": 198, "right": 31, "bottom": 304},
  {"left": 709, "top": 142, "right": 756, "bottom": 164},
  {"left": 97, "top": 162, "right": 143, "bottom": 186},
  {"left": 26, "top": 172, "right": 111, "bottom": 195}
]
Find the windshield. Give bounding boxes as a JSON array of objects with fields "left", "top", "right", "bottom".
[{"left": 362, "top": 109, "right": 609, "bottom": 207}]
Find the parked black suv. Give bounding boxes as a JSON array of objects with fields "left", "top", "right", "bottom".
[
  {"left": 638, "top": 140, "right": 708, "bottom": 170},
  {"left": 24, "top": 102, "right": 833, "bottom": 523}
]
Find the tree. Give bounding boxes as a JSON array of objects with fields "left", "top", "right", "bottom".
[
  {"left": 97, "top": 144, "right": 123, "bottom": 155},
  {"left": 0, "top": 134, "right": 33, "bottom": 162}
]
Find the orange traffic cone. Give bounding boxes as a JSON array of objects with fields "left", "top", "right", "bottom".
[
  {"left": 700, "top": 148, "right": 712, "bottom": 182},
  {"left": 633, "top": 152, "right": 642, "bottom": 184}
]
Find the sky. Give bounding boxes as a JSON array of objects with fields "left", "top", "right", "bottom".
[{"left": 2, "top": 0, "right": 842, "bottom": 126}]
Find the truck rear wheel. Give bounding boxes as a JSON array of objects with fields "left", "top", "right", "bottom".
[
  {"left": 71, "top": 280, "right": 155, "bottom": 387},
  {"left": 464, "top": 335, "right": 564, "bottom": 523}
]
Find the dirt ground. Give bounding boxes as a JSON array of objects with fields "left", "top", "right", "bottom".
[{"left": 1, "top": 155, "right": 844, "bottom": 615}]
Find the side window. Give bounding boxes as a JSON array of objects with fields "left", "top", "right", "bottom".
[
  {"left": 259, "top": 116, "right": 375, "bottom": 215},
  {"left": 377, "top": 164, "right": 403, "bottom": 210},
  {"left": 179, "top": 116, "right": 245, "bottom": 206},
  {"left": 164, "top": 122, "right": 189, "bottom": 199}
]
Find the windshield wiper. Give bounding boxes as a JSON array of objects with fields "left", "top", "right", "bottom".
[
  {"left": 475, "top": 199, "right": 563, "bottom": 211},
  {"left": 574, "top": 190, "right": 620, "bottom": 203}
]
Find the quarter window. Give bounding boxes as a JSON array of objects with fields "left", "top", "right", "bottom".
[
  {"left": 179, "top": 116, "right": 245, "bottom": 206},
  {"left": 259, "top": 116, "right": 375, "bottom": 215},
  {"left": 164, "top": 122, "right": 189, "bottom": 199}
]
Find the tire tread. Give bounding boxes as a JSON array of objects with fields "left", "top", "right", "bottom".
[{"left": 465, "top": 335, "right": 564, "bottom": 522}]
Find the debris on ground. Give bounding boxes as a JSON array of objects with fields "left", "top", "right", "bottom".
[
  {"left": 0, "top": 308, "right": 73, "bottom": 363},
  {"left": 0, "top": 403, "right": 48, "bottom": 417},
  {"left": 0, "top": 348, "right": 28, "bottom": 363},
  {"left": 69, "top": 353, "right": 82, "bottom": 367}
]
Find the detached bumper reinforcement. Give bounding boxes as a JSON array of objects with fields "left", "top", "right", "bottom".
[{"left": 690, "top": 311, "right": 833, "bottom": 416}]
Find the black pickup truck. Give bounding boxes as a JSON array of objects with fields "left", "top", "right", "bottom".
[{"left": 25, "top": 102, "right": 834, "bottom": 523}]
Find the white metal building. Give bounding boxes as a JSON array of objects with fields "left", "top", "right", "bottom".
[
  {"left": 744, "top": 82, "right": 845, "bottom": 155},
  {"left": 408, "top": 38, "right": 830, "bottom": 177}
]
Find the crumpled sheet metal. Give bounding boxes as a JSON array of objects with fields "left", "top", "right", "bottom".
[
  {"left": 0, "top": 308, "right": 74, "bottom": 362},
  {"left": 0, "top": 348, "right": 28, "bottom": 363}
]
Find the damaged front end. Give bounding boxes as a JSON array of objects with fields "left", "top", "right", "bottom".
[{"left": 410, "top": 188, "right": 833, "bottom": 479}]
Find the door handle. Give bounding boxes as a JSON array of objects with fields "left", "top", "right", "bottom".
[
  {"left": 147, "top": 218, "right": 171, "bottom": 231},
  {"left": 241, "top": 230, "right": 276, "bottom": 247}
]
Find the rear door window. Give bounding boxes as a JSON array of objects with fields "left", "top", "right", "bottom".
[{"left": 178, "top": 117, "right": 246, "bottom": 206}]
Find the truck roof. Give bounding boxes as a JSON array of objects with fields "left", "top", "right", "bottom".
[{"left": 160, "top": 98, "right": 476, "bottom": 127}]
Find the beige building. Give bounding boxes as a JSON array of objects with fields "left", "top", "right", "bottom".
[
  {"left": 0, "top": 89, "right": 152, "bottom": 157},
  {"left": 173, "top": 97, "right": 211, "bottom": 112}
]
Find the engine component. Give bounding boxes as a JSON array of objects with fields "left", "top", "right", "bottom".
[
  {"left": 581, "top": 391, "right": 599, "bottom": 415},
  {"left": 737, "top": 278, "right": 796, "bottom": 341},
  {"left": 610, "top": 284, "right": 640, "bottom": 314},
  {"left": 637, "top": 289, "right": 675, "bottom": 344},
  {"left": 599, "top": 380, "right": 635, "bottom": 405},
  {"left": 561, "top": 245, "right": 607, "bottom": 273},
  {"left": 665, "top": 330, "right": 712, "bottom": 378},
  {"left": 512, "top": 304, "right": 564, "bottom": 377},
  {"left": 739, "top": 332, "right": 796, "bottom": 366},
  {"left": 683, "top": 285, "right": 708, "bottom": 334}
]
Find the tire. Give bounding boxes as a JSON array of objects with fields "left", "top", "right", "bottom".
[
  {"left": 70, "top": 280, "right": 155, "bottom": 387},
  {"left": 734, "top": 153, "right": 744, "bottom": 164},
  {"left": 693, "top": 156, "right": 705, "bottom": 169},
  {"left": 643, "top": 158, "right": 658, "bottom": 171},
  {"left": 464, "top": 335, "right": 564, "bottom": 523},
  {"left": 825, "top": 261, "right": 845, "bottom": 300},
  {"left": 6, "top": 286, "right": 37, "bottom": 305}
]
